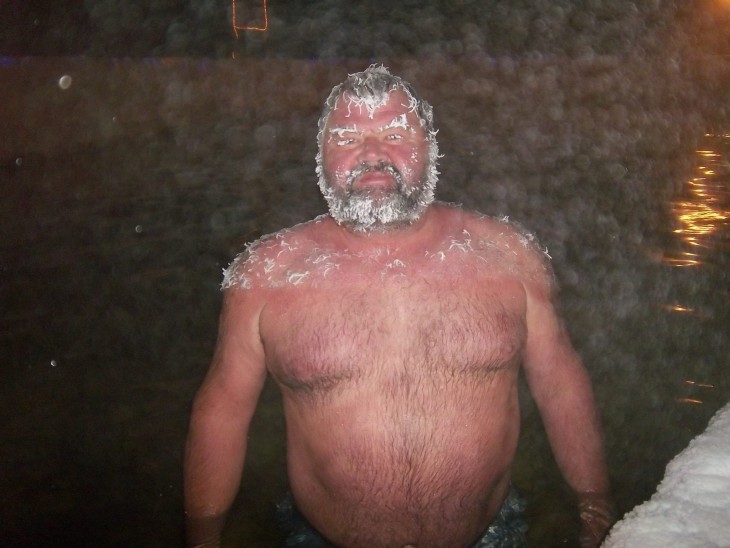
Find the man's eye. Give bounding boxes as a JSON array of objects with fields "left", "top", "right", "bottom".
[
  {"left": 385, "top": 134, "right": 404, "bottom": 141},
  {"left": 336, "top": 138, "right": 357, "bottom": 146}
]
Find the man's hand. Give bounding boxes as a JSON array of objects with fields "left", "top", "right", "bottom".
[{"left": 577, "top": 492, "right": 616, "bottom": 548}]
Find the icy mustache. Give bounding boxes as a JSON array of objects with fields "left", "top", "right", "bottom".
[{"left": 346, "top": 161, "right": 404, "bottom": 190}]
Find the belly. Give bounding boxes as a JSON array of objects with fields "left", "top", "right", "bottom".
[
  {"left": 261, "top": 280, "right": 526, "bottom": 545},
  {"left": 284, "top": 379, "right": 520, "bottom": 547}
]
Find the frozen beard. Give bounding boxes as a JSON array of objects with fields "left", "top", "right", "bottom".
[{"left": 319, "top": 160, "right": 435, "bottom": 232}]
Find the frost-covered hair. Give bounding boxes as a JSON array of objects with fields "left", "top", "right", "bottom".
[
  {"left": 315, "top": 65, "right": 441, "bottom": 230},
  {"left": 316, "top": 65, "right": 438, "bottom": 149}
]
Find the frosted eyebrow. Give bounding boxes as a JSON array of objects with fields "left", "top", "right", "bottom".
[
  {"left": 377, "top": 114, "right": 412, "bottom": 133},
  {"left": 328, "top": 125, "right": 359, "bottom": 137}
]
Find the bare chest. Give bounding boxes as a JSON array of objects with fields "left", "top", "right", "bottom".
[{"left": 260, "top": 273, "right": 526, "bottom": 399}]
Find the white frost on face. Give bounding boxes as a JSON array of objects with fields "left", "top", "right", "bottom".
[
  {"left": 399, "top": 165, "right": 413, "bottom": 180},
  {"left": 316, "top": 74, "right": 441, "bottom": 234},
  {"left": 329, "top": 125, "right": 358, "bottom": 137},
  {"left": 315, "top": 70, "right": 440, "bottom": 232},
  {"left": 319, "top": 178, "right": 434, "bottom": 232},
  {"left": 317, "top": 112, "right": 438, "bottom": 232},
  {"left": 378, "top": 114, "right": 411, "bottom": 132},
  {"left": 328, "top": 125, "right": 359, "bottom": 146},
  {"left": 328, "top": 116, "right": 411, "bottom": 147}
]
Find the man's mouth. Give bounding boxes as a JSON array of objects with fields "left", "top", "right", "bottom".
[
  {"left": 348, "top": 163, "right": 402, "bottom": 190},
  {"left": 355, "top": 171, "right": 394, "bottom": 187}
]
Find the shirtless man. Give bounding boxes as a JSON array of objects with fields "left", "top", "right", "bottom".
[{"left": 184, "top": 65, "right": 614, "bottom": 547}]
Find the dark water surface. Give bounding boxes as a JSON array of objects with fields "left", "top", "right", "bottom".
[{"left": 1, "top": 50, "right": 727, "bottom": 547}]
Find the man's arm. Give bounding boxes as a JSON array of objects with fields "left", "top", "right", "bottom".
[
  {"left": 184, "top": 288, "right": 267, "bottom": 547},
  {"left": 522, "top": 275, "right": 614, "bottom": 547}
]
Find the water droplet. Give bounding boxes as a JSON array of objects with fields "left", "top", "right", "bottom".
[
  {"left": 58, "top": 75, "right": 72, "bottom": 90},
  {"left": 135, "top": 225, "right": 143, "bottom": 233},
  {"left": 50, "top": 360, "right": 57, "bottom": 367}
]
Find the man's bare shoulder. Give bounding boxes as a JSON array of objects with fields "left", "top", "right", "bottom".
[
  {"left": 440, "top": 203, "right": 555, "bottom": 289},
  {"left": 221, "top": 215, "right": 335, "bottom": 291}
]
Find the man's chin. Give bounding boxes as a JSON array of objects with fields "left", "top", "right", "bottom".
[{"left": 320, "top": 175, "right": 435, "bottom": 232}]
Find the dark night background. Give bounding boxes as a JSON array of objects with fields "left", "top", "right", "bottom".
[
  {"left": 1, "top": 1, "right": 728, "bottom": 547},
  {"left": 1, "top": 1, "right": 726, "bottom": 59}
]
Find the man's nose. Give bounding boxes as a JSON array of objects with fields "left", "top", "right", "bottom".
[{"left": 358, "top": 136, "right": 386, "bottom": 163}]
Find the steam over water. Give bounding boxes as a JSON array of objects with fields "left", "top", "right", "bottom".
[{"left": 1, "top": 2, "right": 728, "bottom": 546}]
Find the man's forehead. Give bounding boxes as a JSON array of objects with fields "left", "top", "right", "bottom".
[{"left": 331, "top": 89, "right": 413, "bottom": 120}]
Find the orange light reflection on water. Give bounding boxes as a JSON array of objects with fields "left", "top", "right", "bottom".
[
  {"left": 659, "top": 303, "right": 714, "bottom": 319},
  {"left": 662, "top": 304, "right": 696, "bottom": 313},
  {"left": 676, "top": 380, "right": 716, "bottom": 406},
  {"left": 684, "top": 380, "right": 715, "bottom": 389},
  {"left": 676, "top": 397, "right": 704, "bottom": 405},
  {"left": 662, "top": 132, "right": 730, "bottom": 267}
]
